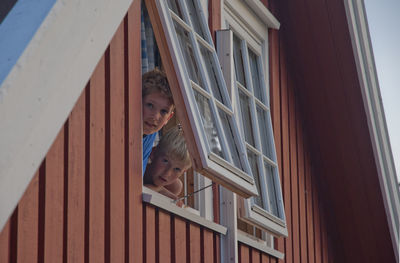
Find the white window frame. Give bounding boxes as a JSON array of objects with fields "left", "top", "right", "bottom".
[
  {"left": 221, "top": 0, "right": 288, "bottom": 237},
  {"left": 146, "top": 0, "right": 260, "bottom": 198}
]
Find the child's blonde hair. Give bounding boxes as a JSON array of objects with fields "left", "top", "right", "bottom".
[
  {"left": 142, "top": 68, "right": 174, "bottom": 107},
  {"left": 154, "top": 126, "right": 192, "bottom": 167}
]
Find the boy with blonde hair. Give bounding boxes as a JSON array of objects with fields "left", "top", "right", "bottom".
[
  {"left": 144, "top": 126, "right": 192, "bottom": 200},
  {"left": 142, "top": 68, "right": 175, "bottom": 173}
]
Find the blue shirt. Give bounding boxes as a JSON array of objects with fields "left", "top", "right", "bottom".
[{"left": 142, "top": 133, "right": 157, "bottom": 175}]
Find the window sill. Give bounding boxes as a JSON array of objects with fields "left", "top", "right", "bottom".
[
  {"left": 142, "top": 187, "right": 227, "bottom": 235},
  {"left": 237, "top": 231, "right": 284, "bottom": 259}
]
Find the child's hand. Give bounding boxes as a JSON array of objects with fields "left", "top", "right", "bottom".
[{"left": 174, "top": 199, "right": 185, "bottom": 207}]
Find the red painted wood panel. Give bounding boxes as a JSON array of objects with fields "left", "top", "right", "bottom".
[
  {"left": 17, "top": 171, "right": 39, "bottom": 263},
  {"left": 251, "top": 248, "right": 261, "bottom": 263},
  {"left": 189, "top": 224, "right": 201, "bottom": 263},
  {"left": 313, "top": 185, "right": 322, "bottom": 263},
  {"left": 67, "top": 90, "right": 86, "bottom": 263},
  {"left": 296, "top": 114, "right": 307, "bottom": 263},
  {"left": 202, "top": 229, "right": 214, "bottom": 263},
  {"left": 127, "top": 1, "right": 143, "bottom": 262},
  {"left": 89, "top": 56, "right": 106, "bottom": 263},
  {"left": 239, "top": 244, "right": 250, "bottom": 263},
  {"left": 279, "top": 44, "right": 292, "bottom": 263},
  {"left": 288, "top": 76, "right": 300, "bottom": 263},
  {"left": 44, "top": 128, "right": 65, "bottom": 262},
  {"left": 213, "top": 233, "right": 220, "bottom": 263},
  {"left": 109, "top": 21, "right": 126, "bottom": 263},
  {"left": 144, "top": 205, "right": 156, "bottom": 263},
  {"left": 304, "top": 152, "right": 315, "bottom": 263},
  {"left": 173, "top": 217, "right": 187, "bottom": 263},
  {"left": 0, "top": 221, "right": 10, "bottom": 263},
  {"left": 158, "top": 210, "right": 171, "bottom": 263}
]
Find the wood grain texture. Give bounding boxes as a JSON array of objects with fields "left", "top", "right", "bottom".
[
  {"left": 109, "top": 21, "right": 125, "bottom": 263},
  {"left": 0, "top": 220, "right": 10, "bottom": 263},
  {"left": 89, "top": 55, "right": 106, "bottom": 263},
  {"left": 305, "top": 151, "right": 315, "bottom": 263},
  {"left": 251, "top": 248, "right": 260, "bottom": 263},
  {"left": 44, "top": 128, "right": 65, "bottom": 262},
  {"left": 173, "top": 217, "right": 187, "bottom": 263},
  {"left": 296, "top": 105, "right": 307, "bottom": 263},
  {"left": 144, "top": 205, "right": 156, "bottom": 263},
  {"left": 239, "top": 244, "right": 249, "bottom": 263},
  {"left": 288, "top": 78, "right": 300, "bottom": 263},
  {"left": 158, "top": 210, "right": 171, "bottom": 263},
  {"left": 17, "top": 171, "right": 39, "bottom": 263},
  {"left": 189, "top": 224, "right": 201, "bottom": 263},
  {"left": 202, "top": 229, "right": 214, "bottom": 263},
  {"left": 127, "top": 1, "right": 143, "bottom": 262},
  {"left": 67, "top": 90, "right": 86, "bottom": 263},
  {"left": 279, "top": 44, "right": 292, "bottom": 263}
]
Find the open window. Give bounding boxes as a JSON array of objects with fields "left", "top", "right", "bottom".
[
  {"left": 220, "top": 0, "right": 287, "bottom": 237},
  {"left": 144, "top": 0, "right": 259, "bottom": 198}
]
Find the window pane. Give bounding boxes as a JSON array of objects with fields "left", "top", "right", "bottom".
[
  {"left": 248, "top": 150, "right": 263, "bottom": 207},
  {"left": 238, "top": 90, "right": 255, "bottom": 146},
  {"left": 200, "top": 44, "right": 224, "bottom": 104},
  {"left": 194, "top": 90, "right": 224, "bottom": 158},
  {"left": 174, "top": 21, "right": 204, "bottom": 87},
  {"left": 248, "top": 49, "right": 263, "bottom": 103},
  {"left": 218, "top": 109, "right": 243, "bottom": 170},
  {"left": 257, "top": 106, "right": 272, "bottom": 158},
  {"left": 264, "top": 162, "right": 279, "bottom": 217},
  {"left": 167, "top": 0, "right": 183, "bottom": 19},
  {"left": 233, "top": 34, "right": 246, "bottom": 87},
  {"left": 186, "top": 0, "right": 206, "bottom": 39}
]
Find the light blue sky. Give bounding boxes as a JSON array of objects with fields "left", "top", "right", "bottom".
[{"left": 364, "top": 0, "right": 400, "bottom": 181}]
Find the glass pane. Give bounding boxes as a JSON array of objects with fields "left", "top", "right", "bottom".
[
  {"left": 257, "top": 106, "right": 273, "bottom": 158},
  {"left": 167, "top": 0, "right": 184, "bottom": 19},
  {"left": 248, "top": 150, "right": 263, "bottom": 207},
  {"left": 233, "top": 34, "right": 246, "bottom": 87},
  {"left": 248, "top": 49, "right": 263, "bottom": 102},
  {"left": 174, "top": 21, "right": 204, "bottom": 87},
  {"left": 200, "top": 44, "right": 224, "bottom": 104},
  {"left": 238, "top": 91, "right": 255, "bottom": 146},
  {"left": 194, "top": 90, "right": 224, "bottom": 158},
  {"left": 186, "top": 0, "right": 206, "bottom": 39},
  {"left": 218, "top": 109, "right": 243, "bottom": 170},
  {"left": 265, "top": 162, "right": 279, "bottom": 217}
]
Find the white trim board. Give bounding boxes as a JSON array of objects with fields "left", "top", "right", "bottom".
[
  {"left": 0, "top": 0, "right": 136, "bottom": 231},
  {"left": 142, "top": 187, "right": 227, "bottom": 235},
  {"left": 0, "top": 0, "right": 56, "bottom": 86},
  {"left": 237, "top": 230, "right": 284, "bottom": 259},
  {"left": 344, "top": 0, "right": 400, "bottom": 261}
]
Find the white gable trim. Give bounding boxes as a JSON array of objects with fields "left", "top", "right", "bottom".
[
  {"left": 344, "top": 0, "right": 400, "bottom": 260},
  {"left": 0, "top": 0, "right": 136, "bottom": 231}
]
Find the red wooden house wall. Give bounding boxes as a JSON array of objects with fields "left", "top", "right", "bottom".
[{"left": 0, "top": 0, "right": 333, "bottom": 262}]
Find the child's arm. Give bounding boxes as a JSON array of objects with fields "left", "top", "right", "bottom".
[
  {"left": 143, "top": 183, "right": 163, "bottom": 192},
  {"left": 164, "top": 179, "right": 183, "bottom": 196}
]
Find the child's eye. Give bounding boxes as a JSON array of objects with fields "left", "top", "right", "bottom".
[
  {"left": 146, "top": 103, "right": 153, "bottom": 109},
  {"left": 174, "top": 167, "right": 181, "bottom": 172},
  {"left": 160, "top": 109, "right": 168, "bottom": 116},
  {"left": 162, "top": 158, "right": 169, "bottom": 163}
]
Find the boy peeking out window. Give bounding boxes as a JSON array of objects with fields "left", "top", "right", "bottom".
[
  {"left": 144, "top": 126, "right": 192, "bottom": 203},
  {"left": 142, "top": 68, "right": 174, "bottom": 174}
]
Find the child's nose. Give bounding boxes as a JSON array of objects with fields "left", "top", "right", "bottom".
[{"left": 152, "top": 110, "right": 161, "bottom": 121}]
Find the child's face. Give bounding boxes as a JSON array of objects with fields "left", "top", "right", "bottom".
[
  {"left": 147, "top": 152, "right": 190, "bottom": 187},
  {"left": 143, "top": 92, "right": 174, "bottom": 135}
]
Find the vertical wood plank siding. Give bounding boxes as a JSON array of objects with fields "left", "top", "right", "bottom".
[
  {"left": 0, "top": 2, "right": 142, "bottom": 262},
  {"left": 0, "top": 0, "right": 333, "bottom": 262}
]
